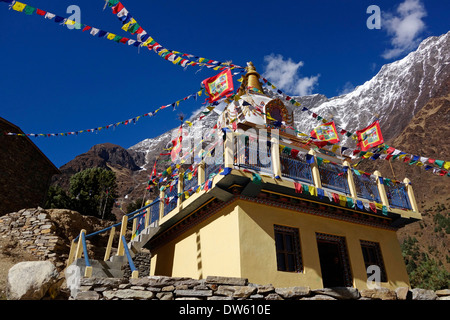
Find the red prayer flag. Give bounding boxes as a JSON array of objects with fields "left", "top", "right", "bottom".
[
  {"left": 36, "top": 9, "right": 46, "bottom": 16},
  {"left": 112, "top": 2, "right": 124, "bottom": 14},
  {"left": 356, "top": 121, "right": 384, "bottom": 151},
  {"left": 202, "top": 69, "right": 234, "bottom": 103},
  {"left": 82, "top": 25, "right": 92, "bottom": 32},
  {"left": 310, "top": 121, "right": 340, "bottom": 144}
]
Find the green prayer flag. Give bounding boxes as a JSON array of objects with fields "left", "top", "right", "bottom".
[
  {"left": 302, "top": 184, "right": 309, "bottom": 195},
  {"left": 316, "top": 157, "right": 323, "bottom": 166},
  {"left": 435, "top": 160, "right": 444, "bottom": 168},
  {"left": 108, "top": 0, "right": 120, "bottom": 7},
  {"left": 128, "top": 23, "right": 140, "bottom": 33},
  {"left": 24, "top": 5, "right": 36, "bottom": 15},
  {"left": 346, "top": 197, "right": 354, "bottom": 208},
  {"left": 113, "top": 35, "right": 122, "bottom": 42},
  {"left": 252, "top": 173, "right": 262, "bottom": 185}
]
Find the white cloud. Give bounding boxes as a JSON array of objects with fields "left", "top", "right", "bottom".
[
  {"left": 262, "top": 54, "right": 319, "bottom": 96},
  {"left": 338, "top": 82, "right": 355, "bottom": 95},
  {"left": 382, "top": 0, "right": 427, "bottom": 59}
]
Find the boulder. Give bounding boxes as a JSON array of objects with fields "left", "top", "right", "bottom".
[{"left": 7, "top": 261, "right": 59, "bottom": 300}]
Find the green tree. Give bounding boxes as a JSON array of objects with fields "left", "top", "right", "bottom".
[
  {"left": 44, "top": 185, "right": 73, "bottom": 210},
  {"left": 401, "top": 236, "right": 450, "bottom": 290},
  {"left": 69, "top": 168, "right": 118, "bottom": 220}
]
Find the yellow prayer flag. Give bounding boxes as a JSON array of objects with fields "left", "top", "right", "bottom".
[
  {"left": 441, "top": 161, "right": 450, "bottom": 170},
  {"left": 143, "top": 37, "right": 154, "bottom": 46},
  {"left": 197, "top": 90, "right": 203, "bottom": 96},
  {"left": 199, "top": 58, "right": 205, "bottom": 63},
  {"left": 121, "top": 19, "right": 134, "bottom": 31},
  {"left": 65, "top": 19, "right": 76, "bottom": 25},
  {"left": 339, "top": 195, "right": 347, "bottom": 207},
  {"left": 185, "top": 121, "right": 193, "bottom": 127},
  {"left": 309, "top": 186, "right": 317, "bottom": 197},
  {"left": 294, "top": 102, "right": 301, "bottom": 106},
  {"left": 12, "top": 1, "right": 26, "bottom": 12},
  {"left": 331, "top": 145, "right": 340, "bottom": 153},
  {"left": 107, "top": 33, "right": 116, "bottom": 40},
  {"left": 158, "top": 49, "right": 169, "bottom": 56},
  {"left": 173, "top": 57, "right": 182, "bottom": 65}
]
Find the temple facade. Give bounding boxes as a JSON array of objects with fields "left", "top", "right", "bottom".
[{"left": 144, "top": 63, "right": 421, "bottom": 290}]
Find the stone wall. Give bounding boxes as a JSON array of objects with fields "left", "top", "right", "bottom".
[
  {"left": 0, "top": 208, "right": 66, "bottom": 268},
  {"left": 0, "top": 118, "right": 60, "bottom": 216},
  {"left": 73, "top": 275, "right": 450, "bottom": 301}
]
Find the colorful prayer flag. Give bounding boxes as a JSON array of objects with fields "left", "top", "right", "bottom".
[
  {"left": 310, "top": 121, "right": 340, "bottom": 144},
  {"left": 355, "top": 121, "right": 384, "bottom": 151},
  {"left": 202, "top": 69, "right": 234, "bottom": 103}
]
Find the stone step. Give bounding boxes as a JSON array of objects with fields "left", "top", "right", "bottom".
[{"left": 73, "top": 258, "right": 124, "bottom": 278}]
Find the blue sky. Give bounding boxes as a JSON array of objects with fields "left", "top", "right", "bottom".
[{"left": 1, "top": 0, "right": 449, "bottom": 168}]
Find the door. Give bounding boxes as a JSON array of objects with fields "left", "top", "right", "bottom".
[{"left": 316, "top": 233, "right": 353, "bottom": 287}]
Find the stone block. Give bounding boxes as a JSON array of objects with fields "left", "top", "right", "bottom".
[
  {"left": 312, "top": 287, "right": 360, "bottom": 300},
  {"left": 174, "top": 289, "right": 213, "bottom": 297},
  {"left": 205, "top": 276, "right": 248, "bottom": 286},
  {"left": 411, "top": 288, "right": 438, "bottom": 300},
  {"left": 215, "top": 285, "right": 256, "bottom": 298},
  {"left": 275, "top": 286, "right": 311, "bottom": 299},
  {"left": 360, "top": 288, "right": 397, "bottom": 300}
]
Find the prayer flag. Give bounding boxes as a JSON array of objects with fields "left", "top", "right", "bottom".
[
  {"left": 12, "top": 1, "right": 26, "bottom": 12},
  {"left": 355, "top": 121, "right": 384, "bottom": 151},
  {"left": 202, "top": 69, "right": 234, "bottom": 103},
  {"left": 310, "top": 121, "right": 340, "bottom": 144}
]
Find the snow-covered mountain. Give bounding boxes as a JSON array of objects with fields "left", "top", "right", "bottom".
[{"left": 291, "top": 31, "right": 450, "bottom": 145}]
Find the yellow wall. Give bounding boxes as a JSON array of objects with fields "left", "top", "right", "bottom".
[
  {"left": 236, "top": 200, "right": 410, "bottom": 289},
  {"left": 150, "top": 202, "right": 242, "bottom": 279},
  {"left": 150, "top": 199, "right": 410, "bottom": 290}
]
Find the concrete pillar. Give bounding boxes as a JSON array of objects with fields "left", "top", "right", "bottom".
[
  {"left": 309, "top": 149, "right": 322, "bottom": 189},
  {"left": 404, "top": 177, "right": 419, "bottom": 212},
  {"left": 344, "top": 160, "right": 357, "bottom": 198},
  {"left": 224, "top": 131, "right": 235, "bottom": 169},
  {"left": 374, "top": 170, "right": 389, "bottom": 207},
  {"left": 271, "top": 136, "right": 281, "bottom": 178}
]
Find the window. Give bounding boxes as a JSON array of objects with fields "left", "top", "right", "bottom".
[
  {"left": 274, "top": 225, "right": 302, "bottom": 272},
  {"left": 360, "top": 240, "right": 387, "bottom": 282}
]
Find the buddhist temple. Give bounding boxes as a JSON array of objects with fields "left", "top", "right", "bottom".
[{"left": 68, "top": 62, "right": 421, "bottom": 290}]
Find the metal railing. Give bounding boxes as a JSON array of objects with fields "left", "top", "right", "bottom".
[
  {"left": 353, "top": 172, "right": 381, "bottom": 203},
  {"left": 318, "top": 162, "right": 350, "bottom": 195},
  {"left": 122, "top": 235, "right": 138, "bottom": 279},
  {"left": 67, "top": 199, "right": 160, "bottom": 278},
  {"left": 280, "top": 153, "right": 313, "bottom": 183},
  {"left": 385, "top": 182, "right": 412, "bottom": 210},
  {"left": 235, "top": 136, "right": 272, "bottom": 174}
]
